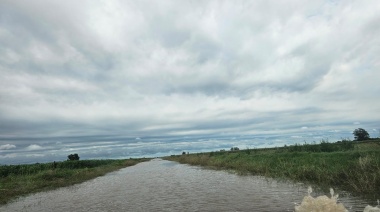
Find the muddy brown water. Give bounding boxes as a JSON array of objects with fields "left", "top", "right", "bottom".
[{"left": 0, "top": 159, "right": 374, "bottom": 212}]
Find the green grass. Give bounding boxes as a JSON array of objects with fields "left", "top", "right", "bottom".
[
  {"left": 0, "top": 158, "right": 150, "bottom": 205},
  {"left": 164, "top": 139, "right": 380, "bottom": 199}
]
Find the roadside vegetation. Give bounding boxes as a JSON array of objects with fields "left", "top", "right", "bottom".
[
  {"left": 0, "top": 158, "right": 150, "bottom": 205},
  {"left": 164, "top": 138, "right": 380, "bottom": 199}
]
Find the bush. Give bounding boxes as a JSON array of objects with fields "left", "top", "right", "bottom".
[{"left": 67, "top": 153, "right": 80, "bottom": 161}]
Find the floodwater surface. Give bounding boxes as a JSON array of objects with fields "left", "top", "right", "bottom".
[{"left": 0, "top": 159, "right": 374, "bottom": 212}]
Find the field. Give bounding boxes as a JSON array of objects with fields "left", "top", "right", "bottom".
[
  {"left": 0, "top": 158, "right": 150, "bottom": 205},
  {"left": 164, "top": 139, "right": 380, "bottom": 199}
]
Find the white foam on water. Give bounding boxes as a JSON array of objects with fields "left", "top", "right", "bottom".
[{"left": 295, "top": 187, "right": 379, "bottom": 212}]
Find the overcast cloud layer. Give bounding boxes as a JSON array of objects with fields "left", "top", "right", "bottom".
[{"left": 1, "top": 0, "right": 379, "bottom": 164}]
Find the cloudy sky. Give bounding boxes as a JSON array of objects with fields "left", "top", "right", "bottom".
[{"left": 1, "top": 0, "right": 379, "bottom": 164}]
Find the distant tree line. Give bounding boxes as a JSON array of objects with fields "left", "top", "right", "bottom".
[{"left": 178, "top": 128, "right": 374, "bottom": 156}]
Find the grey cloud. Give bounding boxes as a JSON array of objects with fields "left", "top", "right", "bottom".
[
  {"left": 0, "top": 144, "right": 16, "bottom": 150},
  {"left": 25, "top": 144, "right": 43, "bottom": 151},
  {"left": 1, "top": 0, "right": 379, "bottom": 164}
]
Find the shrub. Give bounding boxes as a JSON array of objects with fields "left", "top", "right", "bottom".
[{"left": 67, "top": 153, "right": 80, "bottom": 161}]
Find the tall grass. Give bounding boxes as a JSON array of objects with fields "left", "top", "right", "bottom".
[
  {"left": 0, "top": 160, "right": 126, "bottom": 177},
  {"left": 164, "top": 139, "right": 380, "bottom": 199},
  {"left": 0, "top": 158, "right": 150, "bottom": 205}
]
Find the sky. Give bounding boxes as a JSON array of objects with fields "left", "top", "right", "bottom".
[{"left": 0, "top": 0, "right": 379, "bottom": 164}]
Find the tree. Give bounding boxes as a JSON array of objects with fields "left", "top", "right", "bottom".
[
  {"left": 353, "top": 128, "right": 370, "bottom": 141},
  {"left": 67, "top": 153, "right": 80, "bottom": 161}
]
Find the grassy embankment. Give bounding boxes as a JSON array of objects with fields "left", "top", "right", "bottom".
[
  {"left": 164, "top": 139, "right": 380, "bottom": 199},
  {"left": 0, "top": 158, "right": 150, "bottom": 205}
]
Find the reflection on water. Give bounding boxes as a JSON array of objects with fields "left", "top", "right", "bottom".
[{"left": 0, "top": 159, "right": 373, "bottom": 212}]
